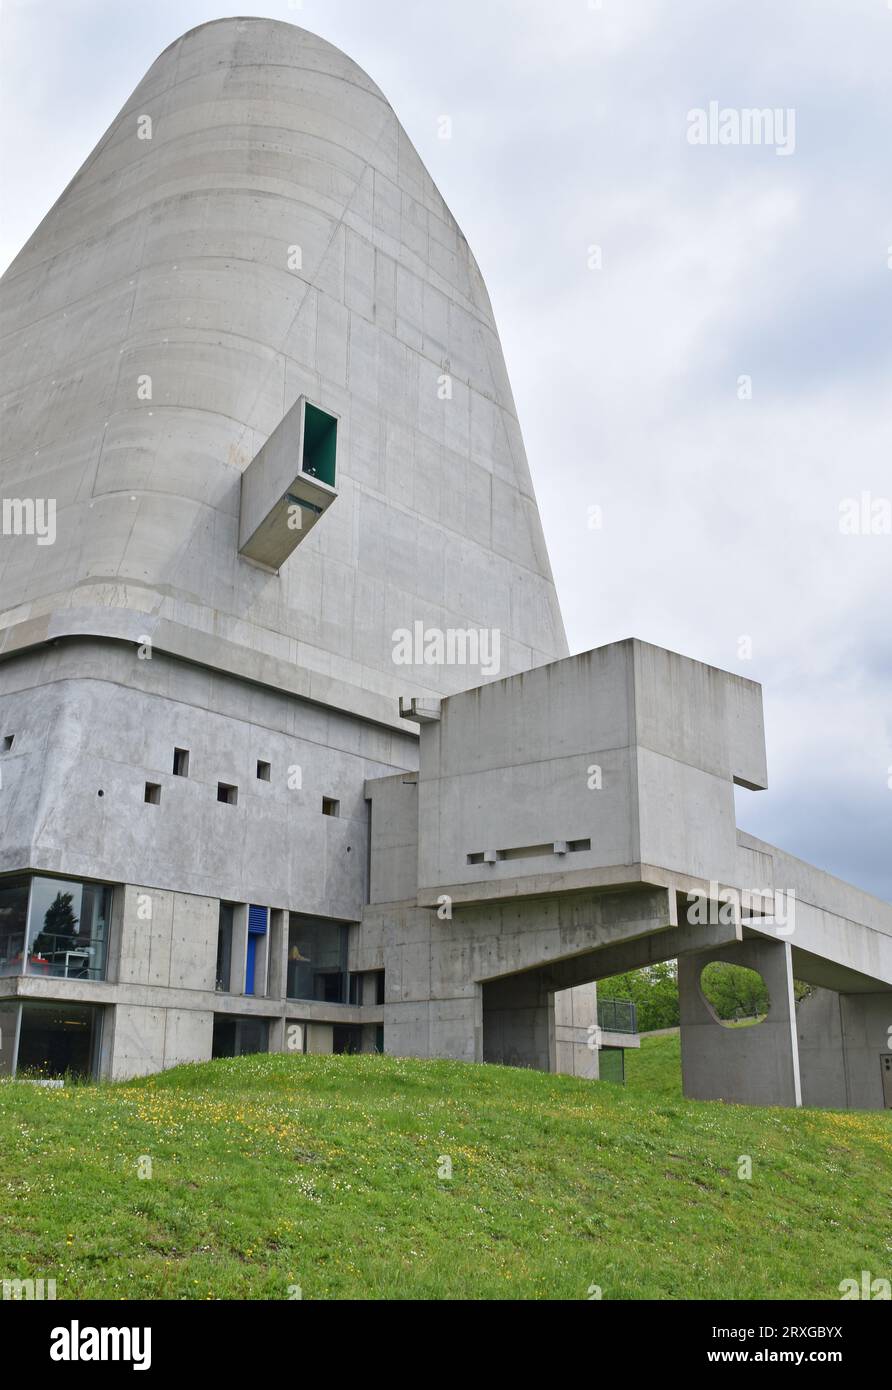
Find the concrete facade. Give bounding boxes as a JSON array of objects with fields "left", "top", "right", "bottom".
[{"left": 0, "top": 18, "right": 889, "bottom": 1107}]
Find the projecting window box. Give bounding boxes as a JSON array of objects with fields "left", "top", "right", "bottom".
[{"left": 238, "top": 396, "right": 339, "bottom": 571}]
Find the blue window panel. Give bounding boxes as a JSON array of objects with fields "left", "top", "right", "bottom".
[
  {"left": 245, "top": 907, "right": 268, "bottom": 996},
  {"left": 248, "top": 904, "right": 268, "bottom": 935}
]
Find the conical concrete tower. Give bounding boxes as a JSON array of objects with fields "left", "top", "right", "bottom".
[{"left": 0, "top": 18, "right": 566, "bottom": 708}]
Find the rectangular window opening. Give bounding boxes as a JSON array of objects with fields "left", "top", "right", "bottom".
[
  {"left": 301, "top": 402, "right": 338, "bottom": 487},
  {"left": 322, "top": 797, "right": 340, "bottom": 817},
  {"left": 212, "top": 1015, "right": 268, "bottom": 1060},
  {"left": 173, "top": 747, "right": 190, "bottom": 777},
  {"left": 2, "top": 735, "right": 14, "bottom": 752},
  {"left": 218, "top": 783, "right": 238, "bottom": 806},
  {"left": 144, "top": 783, "right": 161, "bottom": 805},
  {"left": 333, "top": 1024, "right": 363, "bottom": 1055},
  {"left": 256, "top": 760, "right": 271, "bottom": 782},
  {"left": 12, "top": 1001, "right": 103, "bottom": 1081},
  {"left": 286, "top": 913, "right": 349, "bottom": 1004},
  {"left": 468, "top": 838, "right": 592, "bottom": 866},
  {"left": 13, "top": 877, "right": 112, "bottom": 983}
]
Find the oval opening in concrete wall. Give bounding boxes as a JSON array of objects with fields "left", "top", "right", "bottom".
[{"left": 699, "top": 962, "right": 769, "bottom": 1029}]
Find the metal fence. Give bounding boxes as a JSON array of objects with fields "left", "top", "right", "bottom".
[{"left": 597, "top": 997, "right": 638, "bottom": 1034}]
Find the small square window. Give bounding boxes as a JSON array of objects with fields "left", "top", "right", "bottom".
[
  {"left": 173, "top": 747, "right": 190, "bottom": 777},
  {"left": 257, "top": 760, "right": 271, "bottom": 782},
  {"left": 322, "top": 797, "right": 340, "bottom": 817},
  {"left": 218, "top": 783, "right": 238, "bottom": 806},
  {"left": 2, "top": 735, "right": 14, "bottom": 752},
  {"left": 145, "top": 783, "right": 161, "bottom": 805}
]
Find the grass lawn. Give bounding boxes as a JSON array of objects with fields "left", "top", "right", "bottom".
[{"left": 1, "top": 1033, "right": 889, "bottom": 1300}]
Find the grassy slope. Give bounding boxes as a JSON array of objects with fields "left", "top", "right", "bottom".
[{"left": 1, "top": 1034, "right": 889, "bottom": 1300}]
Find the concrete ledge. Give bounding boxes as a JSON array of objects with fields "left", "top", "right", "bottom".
[
  {"left": 600, "top": 1029, "right": 641, "bottom": 1050},
  {"left": 0, "top": 609, "right": 421, "bottom": 738},
  {"left": 0, "top": 975, "right": 383, "bottom": 1026}
]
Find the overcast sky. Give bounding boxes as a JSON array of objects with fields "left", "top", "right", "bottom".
[{"left": 1, "top": 0, "right": 890, "bottom": 900}]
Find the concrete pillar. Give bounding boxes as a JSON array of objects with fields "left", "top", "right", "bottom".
[
  {"left": 481, "top": 972, "right": 555, "bottom": 1071},
  {"left": 0, "top": 1001, "right": 20, "bottom": 1076},
  {"left": 267, "top": 1016, "right": 286, "bottom": 1055},
  {"left": 678, "top": 937, "right": 802, "bottom": 1107},
  {"left": 267, "top": 910, "right": 289, "bottom": 1001},
  {"left": 797, "top": 986, "right": 892, "bottom": 1110},
  {"left": 554, "top": 984, "right": 599, "bottom": 1080},
  {"left": 306, "top": 1022, "right": 333, "bottom": 1054},
  {"left": 359, "top": 971, "right": 381, "bottom": 1053},
  {"left": 230, "top": 904, "right": 249, "bottom": 995},
  {"left": 360, "top": 971, "right": 379, "bottom": 1006}
]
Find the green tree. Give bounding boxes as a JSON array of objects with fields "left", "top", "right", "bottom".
[{"left": 699, "top": 962, "right": 768, "bottom": 1020}]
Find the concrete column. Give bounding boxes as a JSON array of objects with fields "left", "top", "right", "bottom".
[
  {"left": 267, "top": 1016, "right": 286, "bottom": 1055},
  {"left": 481, "top": 972, "right": 555, "bottom": 1071},
  {"left": 359, "top": 971, "right": 381, "bottom": 1053},
  {"left": 360, "top": 971, "right": 379, "bottom": 1006},
  {"left": 554, "top": 984, "right": 599, "bottom": 1080},
  {"left": 267, "top": 910, "right": 288, "bottom": 1001},
  {"left": 678, "top": 937, "right": 802, "bottom": 1107},
  {"left": 231, "top": 904, "right": 249, "bottom": 995},
  {"left": 306, "top": 1022, "right": 333, "bottom": 1054},
  {"left": 0, "top": 1001, "right": 21, "bottom": 1076},
  {"left": 797, "top": 986, "right": 892, "bottom": 1110}
]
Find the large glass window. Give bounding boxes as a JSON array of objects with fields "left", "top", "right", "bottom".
[
  {"left": 212, "top": 1015, "right": 268, "bottom": 1059},
  {"left": 287, "top": 914, "right": 348, "bottom": 1003},
  {"left": 333, "top": 1024, "right": 363, "bottom": 1055},
  {"left": 16, "top": 1002, "right": 102, "bottom": 1079},
  {"left": 1, "top": 1001, "right": 103, "bottom": 1080},
  {"left": 0, "top": 878, "right": 30, "bottom": 977},
  {"left": 25, "top": 877, "right": 111, "bottom": 980}
]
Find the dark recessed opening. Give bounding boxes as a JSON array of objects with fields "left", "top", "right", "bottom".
[
  {"left": 218, "top": 783, "right": 238, "bottom": 806},
  {"left": 173, "top": 747, "right": 190, "bottom": 777},
  {"left": 301, "top": 403, "right": 337, "bottom": 487},
  {"left": 144, "top": 783, "right": 161, "bottom": 805},
  {"left": 2, "top": 735, "right": 14, "bottom": 752},
  {"left": 322, "top": 796, "right": 340, "bottom": 817},
  {"left": 257, "top": 760, "right": 271, "bottom": 782}
]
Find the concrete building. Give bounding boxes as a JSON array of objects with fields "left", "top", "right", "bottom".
[{"left": 0, "top": 18, "right": 889, "bottom": 1107}]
